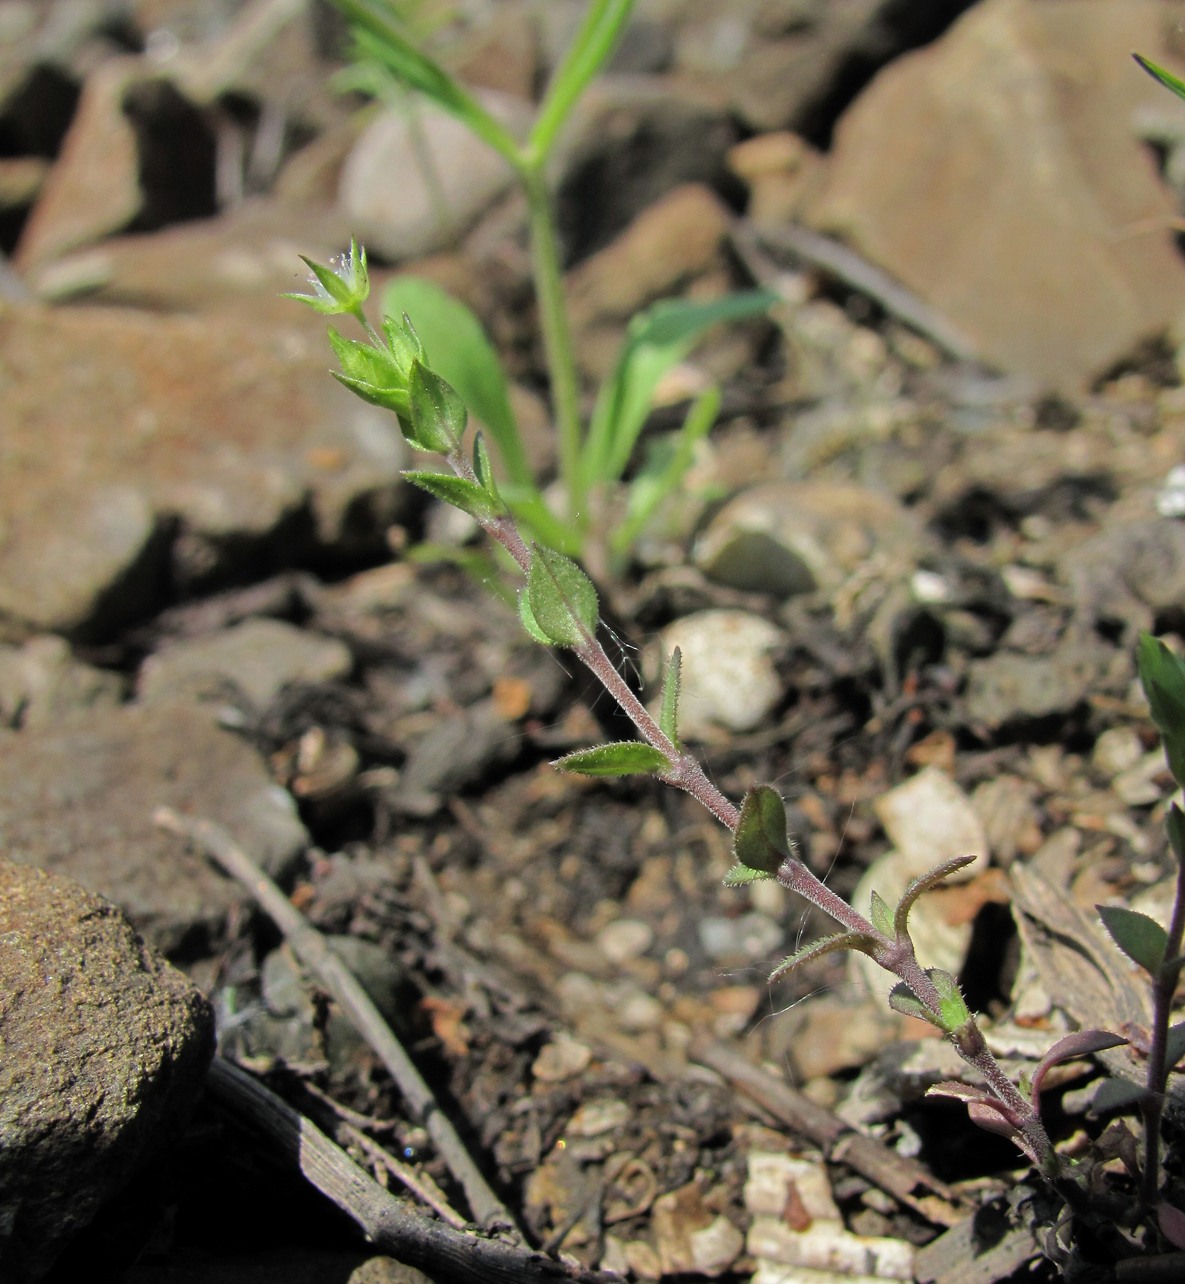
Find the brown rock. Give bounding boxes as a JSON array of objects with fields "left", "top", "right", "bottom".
[
  {"left": 802, "top": 0, "right": 1185, "bottom": 389},
  {"left": 0, "top": 302, "right": 407, "bottom": 641},
  {"left": 0, "top": 700, "right": 307, "bottom": 952},
  {"left": 0, "top": 860, "right": 213, "bottom": 1281}
]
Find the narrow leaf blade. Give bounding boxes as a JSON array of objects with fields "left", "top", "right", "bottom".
[
  {"left": 1098, "top": 904, "right": 1168, "bottom": 975},
  {"left": 553, "top": 742, "right": 670, "bottom": 777},
  {"left": 403, "top": 470, "right": 500, "bottom": 521},
  {"left": 525, "top": 546, "right": 600, "bottom": 648},
  {"left": 658, "top": 648, "right": 682, "bottom": 749}
]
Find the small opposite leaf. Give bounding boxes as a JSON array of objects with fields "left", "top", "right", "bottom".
[
  {"left": 524, "top": 546, "right": 600, "bottom": 648},
  {"left": 895, "top": 854, "right": 977, "bottom": 940},
  {"left": 869, "top": 890, "right": 893, "bottom": 938},
  {"left": 403, "top": 471, "right": 501, "bottom": 522},
  {"left": 723, "top": 863, "right": 775, "bottom": 887},
  {"left": 929, "top": 969, "right": 972, "bottom": 1033},
  {"left": 1168, "top": 802, "right": 1185, "bottom": 865},
  {"left": 1098, "top": 904, "right": 1168, "bottom": 975},
  {"left": 732, "top": 785, "right": 792, "bottom": 875},
  {"left": 407, "top": 360, "right": 467, "bottom": 454},
  {"left": 658, "top": 648, "right": 682, "bottom": 749},
  {"left": 472, "top": 432, "right": 498, "bottom": 497},
  {"left": 552, "top": 742, "right": 670, "bottom": 777},
  {"left": 1030, "top": 1028, "right": 1129, "bottom": 1105},
  {"left": 888, "top": 982, "right": 940, "bottom": 1028},
  {"left": 767, "top": 931, "right": 882, "bottom": 982},
  {"left": 1137, "top": 633, "right": 1185, "bottom": 788}
]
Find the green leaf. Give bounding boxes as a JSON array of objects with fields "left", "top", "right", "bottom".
[
  {"left": 767, "top": 930, "right": 882, "bottom": 981},
  {"left": 887, "top": 983, "right": 940, "bottom": 1028},
  {"left": 870, "top": 890, "right": 893, "bottom": 938},
  {"left": 732, "top": 785, "right": 792, "bottom": 875},
  {"left": 609, "top": 386, "right": 721, "bottom": 563},
  {"left": 335, "top": 0, "right": 523, "bottom": 164},
  {"left": 1098, "top": 904, "right": 1168, "bottom": 975},
  {"left": 382, "top": 277, "right": 532, "bottom": 486},
  {"left": 328, "top": 327, "right": 409, "bottom": 414},
  {"left": 723, "top": 863, "right": 775, "bottom": 886},
  {"left": 929, "top": 969, "right": 972, "bottom": 1033},
  {"left": 382, "top": 312, "right": 426, "bottom": 382},
  {"left": 894, "top": 854, "right": 977, "bottom": 940},
  {"left": 407, "top": 360, "right": 467, "bottom": 454},
  {"left": 552, "top": 742, "right": 670, "bottom": 777},
  {"left": 524, "top": 545, "right": 600, "bottom": 648},
  {"left": 472, "top": 432, "right": 498, "bottom": 499},
  {"left": 1138, "top": 633, "right": 1185, "bottom": 788},
  {"left": 1134, "top": 53, "right": 1185, "bottom": 105},
  {"left": 517, "top": 587, "right": 551, "bottom": 645},
  {"left": 528, "top": 0, "right": 636, "bottom": 164},
  {"left": 1168, "top": 802, "right": 1185, "bottom": 866},
  {"left": 658, "top": 648, "right": 682, "bottom": 749},
  {"left": 403, "top": 470, "right": 501, "bottom": 521},
  {"left": 583, "top": 289, "right": 776, "bottom": 488}
]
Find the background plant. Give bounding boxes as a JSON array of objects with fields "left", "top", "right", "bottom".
[{"left": 331, "top": 0, "right": 774, "bottom": 573}]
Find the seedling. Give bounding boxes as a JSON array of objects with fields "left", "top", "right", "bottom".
[{"left": 329, "top": 0, "right": 774, "bottom": 571}]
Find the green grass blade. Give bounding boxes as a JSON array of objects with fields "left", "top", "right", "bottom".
[
  {"left": 584, "top": 289, "right": 775, "bottom": 487},
  {"left": 528, "top": 0, "right": 636, "bottom": 164},
  {"left": 1134, "top": 53, "right": 1185, "bottom": 105},
  {"left": 382, "top": 276, "right": 533, "bottom": 487},
  {"left": 335, "top": 0, "right": 523, "bottom": 164}
]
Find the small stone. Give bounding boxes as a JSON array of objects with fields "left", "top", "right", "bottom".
[
  {"left": 698, "top": 912, "right": 784, "bottom": 963},
  {"left": 596, "top": 917, "right": 654, "bottom": 964},
  {"left": 531, "top": 1034, "right": 593, "bottom": 1083},
  {"left": 658, "top": 610, "right": 785, "bottom": 739},
  {"left": 566, "top": 1098, "right": 630, "bottom": 1139},
  {"left": 873, "top": 766, "right": 988, "bottom": 880}
]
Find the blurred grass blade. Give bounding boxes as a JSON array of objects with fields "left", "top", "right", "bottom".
[
  {"left": 609, "top": 385, "right": 721, "bottom": 561},
  {"left": 528, "top": 0, "right": 636, "bottom": 164},
  {"left": 383, "top": 276, "right": 532, "bottom": 486},
  {"left": 1134, "top": 53, "right": 1185, "bottom": 105},
  {"left": 585, "top": 289, "right": 775, "bottom": 487},
  {"left": 335, "top": 0, "right": 522, "bottom": 164}
]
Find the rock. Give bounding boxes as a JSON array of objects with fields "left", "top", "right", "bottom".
[
  {"left": 965, "top": 633, "right": 1118, "bottom": 728},
  {"left": 693, "top": 480, "right": 923, "bottom": 597},
  {"left": 727, "top": 130, "right": 823, "bottom": 228},
  {"left": 0, "top": 701, "right": 307, "bottom": 952},
  {"left": 0, "top": 634, "right": 124, "bottom": 728},
  {"left": 651, "top": 1181, "right": 743, "bottom": 1278},
  {"left": 138, "top": 616, "right": 353, "bottom": 709},
  {"left": 0, "top": 860, "right": 213, "bottom": 1282},
  {"left": 0, "top": 302, "right": 407, "bottom": 641},
  {"left": 565, "top": 182, "right": 736, "bottom": 378},
  {"left": 801, "top": 0, "right": 1185, "bottom": 390},
  {"left": 15, "top": 57, "right": 215, "bottom": 271},
  {"left": 1064, "top": 518, "right": 1185, "bottom": 635},
  {"left": 657, "top": 609, "right": 785, "bottom": 738},
  {"left": 338, "top": 91, "right": 532, "bottom": 261},
  {"left": 873, "top": 766, "right": 988, "bottom": 882},
  {"left": 554, "top": 75, "right": 740, "bottom": 264}
]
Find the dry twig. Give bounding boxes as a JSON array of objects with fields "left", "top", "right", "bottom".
[{"left": 156, "top": 806, "right": 517, "bottom": 1233}]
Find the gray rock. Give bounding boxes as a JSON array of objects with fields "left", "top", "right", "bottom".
[
  {"left": 801, "top": 0, "right": 1185, "bottom": 389},
  {"left": 965, "top": 634, "right": 1117, "bottom": 729},
  {"left": 0, "top": 701, "right": 307, "bottom": 952},
  {"left": 658, "top": 609, "right": 785, "bottom": 738},
  {"left": 138, "top": 616, "right": 353, "bottom": 710},
  {"left": 0, "top": 634, "right": 124, "bottom": 728},
  {"left": 338, "top": 91, "right": 532, "bottom": 260},
  {"left": 0, "top": 302, "right": 407, "bottom": 642},
  {"left": 0, "top": 860, "right": 214, "bottom": 1282},
  {"left": 693, "top": 480, "right": 923, "bottom": 598}
]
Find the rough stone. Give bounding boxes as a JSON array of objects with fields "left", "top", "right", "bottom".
[
  {"left": 138, "top": 615, "right": 353, "bottom": 709},
  {"left": 338, "top": 91, "right": 531, "bottom": 261},
  {"left": 802, "top": 0, "right": 1185, "bottom": 389},
  {"left": 0, "top": 701, "right": 308, "bottom": 952},
  {"left": 0, "top": 302, "right": 407, "bottom": 641},
  {"left": 0, "top": 860, "right": 213, "bottom": 1282},
  {"left": 0, "top": 634, "right": 125, "bottom": 728}
]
